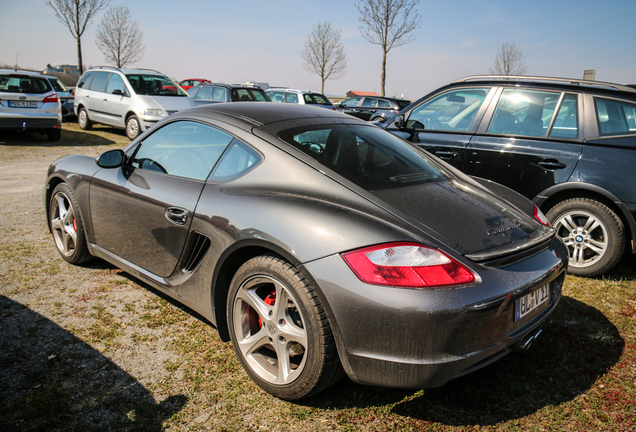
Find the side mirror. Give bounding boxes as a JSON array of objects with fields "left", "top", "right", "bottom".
[
  {"left": 394, "top": 114, "right": 406, "bottom": 129},
  {"left": 112, "top": 89, "right": 123, "bottom": 96},
  {"left": 96, "top": 149, "right": 125, "bottom": 168}
]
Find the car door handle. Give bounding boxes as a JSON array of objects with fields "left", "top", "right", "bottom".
[
  {"left": 368, "top": 109, "right": 376, "bottom": 113},
  {"left": 538, "top": 160, "right": 567, "bottom": 170},
  {"left": 435, "top": 150, "right": 458, "bottom": 159},
  {"left": 165, "top": 207, "right": 188, "bottom": 225}
]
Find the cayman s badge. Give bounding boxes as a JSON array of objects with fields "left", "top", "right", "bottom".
[{"left": 488, "top": 220, "right": 522, "bottom": 236}]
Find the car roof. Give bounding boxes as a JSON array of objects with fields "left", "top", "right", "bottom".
[
  {"left": 0, "top": 69, "right": 50, "bottom": 79},
  {"left": 86, "top": 66, "right": 165, "bottom": 76},
  {"left": 267, "top": 88, "right": 325, "bottom": 95},
  {"left": 448, "top": 75, "right": 636, "bottom": 98},
  {"left": 179, "top": 101, "right": 364, "bottom": 130},
  {"left": 196, "top": 83, "right": 263, "bottom": 90}
]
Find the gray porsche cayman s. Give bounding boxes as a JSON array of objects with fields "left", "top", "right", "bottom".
[{"left": 45, "top": 103, "right": 567, "bottom": 400}]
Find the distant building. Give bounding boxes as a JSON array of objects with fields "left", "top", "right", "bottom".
[
  {"left": 42, "top": 64, "right": 80, "bottom": 77},
  {"left": 346, "top": 90, "right": 380, "bottom": 98}
]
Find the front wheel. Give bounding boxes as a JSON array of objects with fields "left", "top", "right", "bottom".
[
  {"left": 49, "top": 183, "right": 92, "bottom": 264},
  {"left": 227, "top": 254, "right": 343, "bottom": 400},
  {"left": 126, "top": 115, "right": 141, "bottom": 140},
  {"left": 547, "top": 198, "right": 625, "bottom": 277}
]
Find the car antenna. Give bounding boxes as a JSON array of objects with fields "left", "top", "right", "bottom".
[{"left": 14, "top": 53, "right": 18, "bottom": 71}]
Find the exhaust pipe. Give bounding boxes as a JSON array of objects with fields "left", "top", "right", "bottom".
[{"left": 517, "top": 328, "right": 543, "bottom": 352}]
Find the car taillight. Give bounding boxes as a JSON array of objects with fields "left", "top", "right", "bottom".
[
  {"left": 43, "top": 94, "right": 60, "bottom": 103},
  {"left": 533, "top": 205, "right": 551, "bottom": 226},
  {"left": 341, "top": 242, "right": 475, "bottom": 288}
]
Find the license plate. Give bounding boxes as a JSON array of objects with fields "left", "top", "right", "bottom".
[
  {"left": 9, "top": 101, "right": 37, "bottom": 108},
  {"left": 515, "top": 284, "right": 549, "bottom": 321}
]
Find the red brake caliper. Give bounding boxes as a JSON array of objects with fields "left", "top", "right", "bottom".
[
  {"left": 73, "top": 219, "right": 77, "bottom": 232},
  {"left": 258, "top": 290, "right": 277, "bottom": 327}
]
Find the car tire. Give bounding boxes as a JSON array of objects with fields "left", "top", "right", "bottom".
[
  {"left": 547, "top": 198, "right": 625, "bottom": 277},
  {"left": 47, "top": 129, "right": 61, "bottom": 141},
  {"left": 227, "top": 254, "right": 344, "bottom": 400},
  {"left": 78, "top": 107, "right": 92, "bottom": 130},
  {"left": 126, "top": 115, "right": 141, "bottom": 140},
  {"left": 49, "top": 183, "right": 92, "bottom": 265}
]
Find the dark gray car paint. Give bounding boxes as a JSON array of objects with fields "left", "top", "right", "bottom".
[{"left": 45, "top": 103, "right": 568, "bottom": 390}]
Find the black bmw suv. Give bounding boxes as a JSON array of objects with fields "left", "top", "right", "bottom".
[
  {"left": 385, "top": 75, "right": 636, "bottom": 277},
  {"left": 338, "top": 95, "right": 411, "bottom": 122}
]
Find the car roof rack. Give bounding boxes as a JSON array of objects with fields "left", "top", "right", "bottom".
[
  {"left": 453, "top": 75, "right": 636, "bottom": 93},
  {"left": 90, "top": 66, "right": 164, "bottom": 75}
]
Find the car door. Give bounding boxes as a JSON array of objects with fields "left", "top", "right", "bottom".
[
  {"left": 339, "top": 97, "right": 362, "bottom": 117},
  {"left": 83, "top": 71, "right": 111, "bottom": 124},
  {"left": 386, "top": 87, "right": 493, "bottom": 170},
  {"left": 89, "top": 120, "right": 235, "bottom": 278},
  {"left": 463, "top": 89, "right": 583, "bottom": 200},
  {"left": 101, "top": 73, "right": 130, "bottom": 128},
  {"left": 355, "top": 97, "right": 379, "bottom": 120}
]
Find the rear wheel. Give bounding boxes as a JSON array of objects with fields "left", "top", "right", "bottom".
[
  {"left": 547, "top": 198, "right": 625, "bottom": 277},
  {"left": 78, "top": 107, "right": 92, "bottom": 130},
  {"left": 126, "top": 115, "right": 141, "bottom": 140},
  {"left": 49, "top": 183, "right": 92, "bottom": 265},
  {"left": 227, "top": 254, "right": 343, "bottom": 400}
]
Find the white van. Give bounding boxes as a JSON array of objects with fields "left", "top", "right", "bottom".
[{"left": 74, "top": 67, "right": 195, "bottom": 139}]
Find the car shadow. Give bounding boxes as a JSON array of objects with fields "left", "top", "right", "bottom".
[
  {"left": 303, "top": 296, "right": 623, "bottom": 426},
  {"left": 0, "top": 126, "right": 125, "bottom": 147},
  {"left": 0, "top": 295, "right": 187, "bottom": 431}
]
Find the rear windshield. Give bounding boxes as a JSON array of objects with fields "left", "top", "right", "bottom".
[
  {"left": 230, "top": 88, "right": 270, "bottom": 102},
  {"left": 278, "top": 125, "right": 452, "bottom": 190},
  {"left": 125, "top": 74, "right": 188, "bottom": 96},
  {"left": 303, "top": 93, "right": 333, "bottom": 106},
  {"left": 0, "top": 75, "right": 52, "bottom": 94}
]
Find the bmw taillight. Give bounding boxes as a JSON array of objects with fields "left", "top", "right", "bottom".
[
  {"left": 341, "top": 242, "right": 475, "bottom": 288},
  {"left": 43, "top": 94, "right": 60, "bottom": 103},
  {"left": 533, "top": 205, "right": 551, "bottom": 226}
]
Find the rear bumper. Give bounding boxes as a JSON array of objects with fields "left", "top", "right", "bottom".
[
  {"left": 0, "top": 116, "right": 61, "bottom": 129},
  {"left": 305, "top": 235, "right": 567, "bottom": 389}
]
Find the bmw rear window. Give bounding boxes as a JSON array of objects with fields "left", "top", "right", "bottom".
[
  {"left": 278, "top": 125, "right": 453, "bottom": 190},
  {"left": 303, "top": 93, "right": 333, "bottom": 106},
  {"left": 0, "top": 75, "right": 52, "bottom": 94}
]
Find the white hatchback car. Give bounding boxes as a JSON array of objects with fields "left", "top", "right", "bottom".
[
  {"left": 74, "top": 67, "right": 195, "bottom": 140},
  {"left": 0, "top": 69, "right": 62, "bottom": 141}
]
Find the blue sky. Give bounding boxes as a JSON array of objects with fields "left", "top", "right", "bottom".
[{"left": 1, "top": 0, "right": 635, "bottom": 100}]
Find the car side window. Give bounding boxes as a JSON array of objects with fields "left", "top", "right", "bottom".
[
  {"left": 106, "top": 73, "right": 127, "bottom": 96},
  {"left": 195, "top": 86, "right": 213, "bottom": 101},
  {"left": 131, "top": 121, "right": 234, "bottom": 181},
  {"left": 594, "top": 97, "right": 636, "bottom": 136},
  {"left": 341, "top": 97, "right": 361, "bottom": 107},
  {"left": 268, "top": 91, "right": 284, "bottom": 103},
  {"left": 549, "top": 94, "right": 578, "bottom": 139},
  {"left": 361, "top": 98, "right": 377, "bottom": 107},
  {"left": 77, "top": 71, "right": 95, "bottom": 89},
  {"left": 285, "top": 92, "right": 299, "bottom": 104},
  {"left": 407, "top": 88, "right": 491, "bottom": 132},
  {"left": 487, "top": 89, "right": 562, "bottom": 137},
  {"left": 378, "top": 99, "right": 391, "bottom": 108},
  {"left": 88, "top": 72, "right": 110, "bottom": 92},
  {"left": 212, "top": 87, "right": 226, "bottom": 101},
  {"left": 209, "top": 140, "right": 261, "bottom": 181}
]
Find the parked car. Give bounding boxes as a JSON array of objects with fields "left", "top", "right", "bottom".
[
  {"left": 383, "top": 75, "right": 636, "bottom": 277},
  {"left": 187, "top": 83, "right": 270, "bottom": 105},
  {"left": 178, "top": 78, "right": 211, "bottom": 90},
  {"left": 338, "top": 95, "right": 411, "bottom": 122},
  {"left": 45, "top": 103, "right": 567, "bottom": 400},
  {"left": 46, "top": 76, "right": 75, "bottom": 120},
  {"left": 74, "top": 66, "right": 195, "bottom": 140},
  {"left": 265, "top": 88, "right": 336, "bottom": 110},
  {"left": 0, "top": 69, "right": 62, "bottom": 141}
]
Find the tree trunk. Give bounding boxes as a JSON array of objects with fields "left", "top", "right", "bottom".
[
  {"left": 77, "top": 36, "right": 83, "bottom": 74},
  {"left": 381, "top": 47, "right": 387, "bottom": 96}
]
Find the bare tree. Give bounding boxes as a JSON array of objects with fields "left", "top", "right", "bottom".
[
  {"left": 300, "top": 22, "right": 347, "bottom": 94},
  {"left": 355, "top": 0, "right": 420, "bottom": 96},
  {"left": 45, "top": 0, "right": 109, "bottom": 74},
  {"left": 95, "top": 6, "right": 145, "bottom": 68},
  {"left": 490, "top": 42, "right": 528, "bottom": 76}
]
